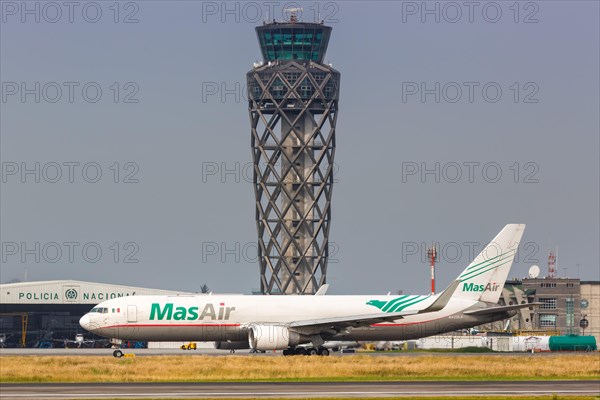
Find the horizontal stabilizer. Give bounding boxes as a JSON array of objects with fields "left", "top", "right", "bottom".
[{"left": 464, "top": 303, "right": 541, "bottom": 316}]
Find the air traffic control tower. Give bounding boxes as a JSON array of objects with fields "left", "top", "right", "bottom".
[{"left": 247, "top": 12, "right": 340, "bottom": 294}]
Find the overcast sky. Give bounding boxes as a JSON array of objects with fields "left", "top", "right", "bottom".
[{"left": 1, "top": 1, "right": 598, "bottom": 294}]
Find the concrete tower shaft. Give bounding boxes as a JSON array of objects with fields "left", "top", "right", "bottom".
[{"left": 247, "top": 21, "right": 340, "bottom": 294}]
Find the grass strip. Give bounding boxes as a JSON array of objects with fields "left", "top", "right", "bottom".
[{"left": 1, "top": 354, "right": 599, "bottom": 383}]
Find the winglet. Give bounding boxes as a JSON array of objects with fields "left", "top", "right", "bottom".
[
  {"left": 419, "top": 280, "right": 459, "bottom": 313},
  {"left": 315, "top": 284, "right": 329, "bottom": 295}
]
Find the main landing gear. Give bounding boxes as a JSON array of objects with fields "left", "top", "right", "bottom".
[{"left": 282, "top": 347, "right": 329, "bottom": 356}]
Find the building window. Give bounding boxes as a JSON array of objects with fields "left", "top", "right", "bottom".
[
  {"left": 566, "top": 298, "right": 575, "bottom": 330},
  {"left": 566, "top": 283, "right": 574, "bottom": 288},
  {"left": 541, "top": 282, "right": 557, "bottom": 288},
  {"left": 540, "top": 298, "right": 557, "bottom": 309},
  {"left": 539, "top": 314, "right": 557, "bottom": 327}
]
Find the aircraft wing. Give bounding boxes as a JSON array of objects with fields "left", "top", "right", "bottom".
[
  {"left": 287, "top": 280, "right": 461, "bottom": 335},
  {"left": 289, "top": 282, "right": 458, "bottom": 333},
  {"left": 289, "top": 310, "right": 418, "bottom": 331},
  {"left": 463, "top": 303, "right": 541, "bottom": 316}
]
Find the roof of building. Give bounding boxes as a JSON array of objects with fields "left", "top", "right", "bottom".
[{"left": 0, "top": 280, "right": 194, "bottom": 305}]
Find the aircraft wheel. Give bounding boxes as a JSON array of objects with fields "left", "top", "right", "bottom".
[
  {"left": 307, "top": 347, "right": 318, "bottom": 356},
  {"left": 318, "top": 347, "right": 330, "bottom": 356},
  {"left": 113, "top": 350, "right": 123, "bottom": 358},
  {"left": 230, "top": 349, "right": 235, "bottom": 354},
  {"left": 294, "top": 347, "right": 306, "bottom": 356}
]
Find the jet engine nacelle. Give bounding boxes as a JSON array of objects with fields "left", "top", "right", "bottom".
[
  {"left": 214, "top": 341, "right": 250, "bottom": 350},
  {"left": 247, "top": 324, "right": 300, "bottom": 351}
]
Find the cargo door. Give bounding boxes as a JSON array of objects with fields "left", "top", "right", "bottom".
[{"left": 127, "top": 305, "right": 137, "bottom": 323}]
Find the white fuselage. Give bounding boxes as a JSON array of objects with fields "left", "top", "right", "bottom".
[
  {"left": 79, "top": 225, "right": 527, "bottom": 348},
  {"left": 80, "top": 294, "right": 499, "bottom": 343}
]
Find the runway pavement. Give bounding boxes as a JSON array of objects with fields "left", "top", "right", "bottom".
[{"left": 1, "top": 381, "right": 599, "bottom": 399}]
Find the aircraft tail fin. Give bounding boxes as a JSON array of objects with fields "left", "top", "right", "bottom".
[{"left": 446, "top": 224, "right": 526, "bottom": 303}]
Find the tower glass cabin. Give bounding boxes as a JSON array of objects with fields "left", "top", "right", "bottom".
[
  {"left": 247, "top": 18, "right": 340, "bottom": 294},
  {"left": 256, "top": 23, "right": 331, "bottom": 62}
]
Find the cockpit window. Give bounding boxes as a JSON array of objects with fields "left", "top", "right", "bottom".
[{"left": 89, "top": 307, "right": 109, "bottom": 313}]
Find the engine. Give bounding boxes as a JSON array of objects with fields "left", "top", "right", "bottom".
[
  {"left": 247, "top": 324, "right": 301, "bottom": 351},
  {"left": 214, "top": 341, "right": 250, "bottom": 350}
]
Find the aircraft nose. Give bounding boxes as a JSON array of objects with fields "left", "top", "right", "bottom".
[{"left": 79, "top": 314, "right": 91, "bottom": 330}]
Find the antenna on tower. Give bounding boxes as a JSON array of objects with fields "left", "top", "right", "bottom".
[
  {"left": 284, "top": 7, "right": 303, "bottom": 23},
  {"left": 548, "top": 250, "right": 556, "bottom": 278},
  {"left": 427, "top": 245, "right": 437, "bottom": 295}
]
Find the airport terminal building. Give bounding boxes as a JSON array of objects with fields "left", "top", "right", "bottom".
[
  {"left": 0, "top": 280, "right": 192, "bottom": 347},
  {"left": 488, "top": 277, "right": 600, "bottom": 343}
]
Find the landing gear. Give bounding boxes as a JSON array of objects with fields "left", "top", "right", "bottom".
[
  {"left": 294, "top": 347, "right": 307, "bottom": 355},
  {"left": 318, "top": 347, "right": 330, "bottom": 356},
  {"left": 112, "top": 349, "right": 123, "bottom": 358},
  {"left": 282, "top": 347, "right": 303, "bottom": 356},
  {"left": 282, "top": 346, "right": 330, "bottom": 356},
  {"left": 230, "top": 349, "right": 236, "bottom": 354}
]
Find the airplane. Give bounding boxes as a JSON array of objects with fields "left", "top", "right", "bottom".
[{"left": 80, "top": 224, "right": 534, "bottom": 356}]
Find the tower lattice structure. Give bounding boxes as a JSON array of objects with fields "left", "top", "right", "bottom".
[{"left": 247, "top": 16, "right": 340, "bottom": 294}]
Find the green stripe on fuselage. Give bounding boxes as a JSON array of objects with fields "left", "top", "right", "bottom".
[
  {"left": 387, "top": 296, "right": 420, "bottom": 313},
  {"left": 382, "top": 295, "right": 411, "bottom": 312},
  {"left": 390, "top": 295, "right": 431, "bottom": 312}
]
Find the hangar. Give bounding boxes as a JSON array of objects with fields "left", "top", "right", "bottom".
[{"left": 0, "top": 280, "right": 192, "bottom": 347}]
